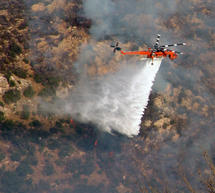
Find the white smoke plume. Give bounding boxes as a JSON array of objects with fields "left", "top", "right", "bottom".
[
  {"left": 66, "top": 58, "right": 162, "bottom": 137},
  {"left": 82, "top": 0, "right": 177, "bottom": 43},
  {"left": 62, "top": 0, "right": 169, "bottom": 136},
  {"left": 23, "top": 0, "right": 215, "bottom": 191},
  {"left": 24, "top": 0, "right": 166, "bottom": 137},
  {"left": 55, "top": 0, "right": 173, "bottom": 137}
]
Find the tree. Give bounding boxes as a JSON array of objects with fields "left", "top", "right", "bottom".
[
  {"left": 23, "top": 86, "right": 35, "bottom": 98},
  {"left": 9, "top": 79, "right": 16, "bottom": 87},
  {"left": 12, "top": 68, "right": 27, "bottom": 79},
  {"left": 3, "top": 89, "right": 21, "bottom": 104}
]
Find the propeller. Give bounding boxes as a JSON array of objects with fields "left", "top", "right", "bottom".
[
  {"left": 157, "top": 41, "right": 186, "bottom": 53},
  {"left": 160, "top": 42, "right": 186, "bottom": 48},
  {"left": 110, "top": 42, "right": 121, "bottom": 53}
]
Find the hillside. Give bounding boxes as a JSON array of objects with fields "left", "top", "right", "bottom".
[
  {"left": 0, "top": 0, "right": 90, "bottom": 126},
  {"left": 0, "top": 0, "right": 214, "bottom": 193}
]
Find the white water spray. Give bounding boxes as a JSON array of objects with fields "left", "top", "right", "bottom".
[{"left": 67, "top": 58, "right": 162, "bottom": 137}]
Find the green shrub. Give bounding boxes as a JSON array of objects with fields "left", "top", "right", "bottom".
[
  {"left": 23, "top": 86, "right": 35, "bottom": 98},
  {"left": 29, "top": 120, "right": 42, "bottom": 128},
  {"left": 34, "top": 74, "right": 60, "bottom": 88},
  {"left": 34, "top": 73, "right": 44, "bottom": 83},
  {"left": 8, "top": 42, "right": 22, "bottom": 58},
  {"left": 3, "top": 89, "right": 21, "bottom": 104},
  {"left": 0, "top": 111, "right": 5, "bottom": 122},
  {"left": 46, "top": 76, "right": 60, "bottom": 88},
  {"left": 10, "top": 42, "right": 22, "bottom": 54},
  {"left": 38, "top": 86, "right": 56, "bottom": 97},
  {"left": 13, "top": 68, "right": 27, "bottom": 79},
  {"left": 9, "top": 79, "right": 16, "bottom": 87},
  {"left": 0, "top": 101, "right": 4, "bottom": 107},
  {"left": 1, "top": 119, "right": 15, "bottom": 130}
]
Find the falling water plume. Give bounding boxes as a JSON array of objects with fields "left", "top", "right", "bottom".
[{"left": 67, "top": 58, "right": 162, "bottom": 137}]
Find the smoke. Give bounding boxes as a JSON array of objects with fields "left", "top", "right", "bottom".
[
  {"left": 23, "top": 0, "right": 215, "bottom": 191},
  {"left": 66, "top": 58, "right": 162, "bottom": 137},
  {"left": 79, "top": 0, "right": 215, "bottom": 191},
  {"left": 82, "top": 0, "right": 177, "bottom": 44},
  {"left": 64, "top": 0, "right": 176, "bottom": 136},
  {"left": 24, "top": 0, "right": 167, "bottom": 137}
]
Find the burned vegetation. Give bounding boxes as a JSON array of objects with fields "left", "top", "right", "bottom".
[{"left": 0, "top": 0, "right": 214, "bottom": 193}]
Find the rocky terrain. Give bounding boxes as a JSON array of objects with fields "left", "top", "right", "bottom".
[
  {"left": 0, "top": 0, "right": 214, "bottom": 193},
  {"left": 0, "top": 0, "right": 90, "bottom": 125}
]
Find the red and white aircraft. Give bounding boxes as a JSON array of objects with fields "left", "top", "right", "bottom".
[{"left": 111, "top": 34, "right": 186, "bottom": 64}]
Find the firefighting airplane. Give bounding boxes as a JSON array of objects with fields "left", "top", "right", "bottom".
[{"left": 110, "top": 34, "right": 186, "bottom": 65}]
